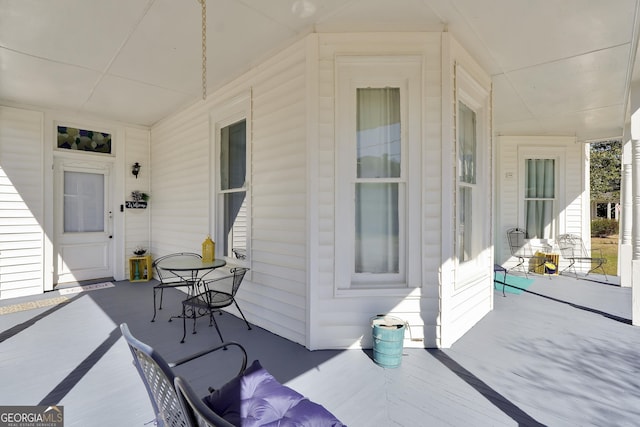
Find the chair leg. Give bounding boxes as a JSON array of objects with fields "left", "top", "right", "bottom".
[
  {"left": 181, "top": 305, "right": 187, "bottom": 343},
  {"left": 210, "top": 311, "right": 224, "bottom": 342},
  {"left": 191, "top": 307, "right": 198, "bottom": 335},
  {"left": 588, "top": 259, "right": 608, "bottom": 281},
  {"left": 151, "top": 287, "right": 163, "bottom": 322},
  {"left": 509, "top": 256, "right": 527, "bottom": 278},
  {"left": 560, "top": 259, "right": 577, "bottom": 277},
  {"left": 233, "top": 300, "right": 252, "bottom": 330}
]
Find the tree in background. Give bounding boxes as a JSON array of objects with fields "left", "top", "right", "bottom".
[{"left": 590, "top": 140, "right": 621, "bottom": 220}]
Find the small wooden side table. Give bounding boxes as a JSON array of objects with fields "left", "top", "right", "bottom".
[{"left": 129, "top": 255, "right": 152, "bottom": 282}]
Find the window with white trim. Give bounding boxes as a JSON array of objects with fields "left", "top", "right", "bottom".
[
  {"left": 454, "top": 64, "right": 490, "bottom": 279},
  {"left": 335, "top": 56, "right": 421, "bottom": 291},
  {"left": 457, "top": 101, "right": 477, "bottom": 262},
  {"left": 524, "top": 157, "right": 556, "bottom": 239},
  {"left": 213, "top": 94, "right": 250, "bottom": 262}
]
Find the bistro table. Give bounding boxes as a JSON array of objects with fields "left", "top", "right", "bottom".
[
  {"left": 156, "top": 257, "right": 227, "bottom": 324},
  {"left": 157, "top": 257, "right": 227, "bottom": 289}
]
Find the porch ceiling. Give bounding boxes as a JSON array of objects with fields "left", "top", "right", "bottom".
[{"left": 1, "top": 0, "right": 639, "bottom": 142}]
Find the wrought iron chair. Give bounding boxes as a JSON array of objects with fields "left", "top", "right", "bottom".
[
  {"left": 121, "top": 323, "right": 345, "bottom": 427},
  {"left": 557, "top": 234, "right": 608, "bottom": 281},
  {"left": 180, "top": 267, "right": 251, "bottom": 343},
  {"left": 506, "top": 228, "right": 551, "bottom": 278},
  {"left": 119, "top": 323, "right": 247, "bottom": 427},
  {"left": 174, "top": 376, "right": 235, "bottom": 427},
  {"left": 151, "top": 252, "right": 202, "bottom": 322}
]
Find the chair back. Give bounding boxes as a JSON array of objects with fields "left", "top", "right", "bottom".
[
  {"left": 174, "top": 376, "right": 235, "bottom": 427},
  {"left": 120, "top": 323, "right": 190, "bottom": 427},
  {"left": 153, "top": 252, "right": 202, "bottom": 284},
  {"left": 230, "top": 267, "right": 249, "bottom": 296},
  {"left": 507, "top": 228, "right": 528, "bottom": 256},
  {"left": 557, "top": 234, "right": 583, "bottom": 258}
]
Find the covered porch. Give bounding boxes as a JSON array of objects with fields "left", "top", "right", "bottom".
[{"left": 1, "top": 272, "right": 636, "bottom": 426}]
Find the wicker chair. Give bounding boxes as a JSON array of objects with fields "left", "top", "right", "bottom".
[
  {"left": 151, "top": 252, "right": 202, "bottom": 322},
  {"left": 180, "top": 267, "right": 251, "bottom": 343},
  {"left": 120, "top": 323, "right": 246, "bottom": 427}
]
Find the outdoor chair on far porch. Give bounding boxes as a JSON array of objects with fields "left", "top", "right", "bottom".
[
  {"left": 151, "top": 252, "right": 202, "bottom": 322},
  {"left": 506, "top": 228, "right": 551, "bottom": 278},
  {"left": 557, "top": 234, "right": 608, "bottom": 281},
  {"left": 180, "top": 267, "right": 252, "bottom": 343}
]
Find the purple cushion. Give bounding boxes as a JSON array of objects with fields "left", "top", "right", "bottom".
[{"left": 204, "top": 360, "right": 345, "bottom": 427}]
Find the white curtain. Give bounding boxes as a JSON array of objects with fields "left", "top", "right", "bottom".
[
  {"left": 525, "top": 159, "right": 555, "bottom": 238},
  {"left": 355, "top": 88, "right": 400, "bottom": 274},
  {"left": 458, "top": 102, "right": 476, "bottom": 261}
]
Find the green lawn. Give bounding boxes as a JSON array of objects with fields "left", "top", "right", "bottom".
[{"left": 591, "top": 235, "right": 618, "bottom": 276}]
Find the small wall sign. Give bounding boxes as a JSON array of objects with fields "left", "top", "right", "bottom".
[{"left": 125, "top": 201, "right": 147, "bottom": 209}]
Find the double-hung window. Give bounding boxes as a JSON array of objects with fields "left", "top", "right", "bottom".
[
  {"left": 355, "top": 88, "right": 402, "bottom": 275},
  {"left": 524, "top": 158, "right": 555, "bottom": 239},
  {"left": 335, "top": 56, "right": 421, "bottom": 291},
  {"left": 454, "top": 64, "right": 490, "bottom": 278},
  {"left": 213, "top": 94, "right": 250, "bottom": 262},
  {"left": 457, "top": 101, "right": 476, "bottom": 262}
]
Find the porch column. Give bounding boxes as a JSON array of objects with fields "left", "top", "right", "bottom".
[
  {"left": 631, "top": 138, "right": 640, "bottom": 325},
  {"left": 620, "top": 138, "right": 632, "bottom": 287},
  {"left": 630, "top": 82, "right": 640, "bottom": 325}
]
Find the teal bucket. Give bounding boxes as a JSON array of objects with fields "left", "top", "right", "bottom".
[{"left": 371, "top": 315, "right": 406, "bottom": 368}]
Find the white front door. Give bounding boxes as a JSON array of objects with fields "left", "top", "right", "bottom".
[{"left": 54, "top": 157, "right": 113, "bottom": 284}]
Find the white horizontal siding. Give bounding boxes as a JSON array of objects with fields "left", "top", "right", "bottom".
[
  {"left": 0, "top": 106, "right": 44, "bottom": 299},
  {"left": 439, "top": 36, "right": 493, "bottom": 348},
  {"left": 150, "top": 39, "right": 309, "bottom": 345},
  {"left": 496, "top": 136, "right": 585, "bottom": 271},
  {"left": 151, "top": 109, "right": 210, "bottom": 256},
  {"left": 313, "top": 33, "right": 445, "bottom": 350},
  {"left": 124, "top": 127, "right": 150, "bottom": 279}
]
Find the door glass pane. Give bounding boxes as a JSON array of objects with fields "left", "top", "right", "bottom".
[
  {"left": 355, "top": 183, "right": 399, "bottom": 273},
  {"left": 64, "top": 171, "right": 104, "bottom": 233},
  {"left": 223, "top": 192, "right": 247, "bottom": 258},
  {"left": 357, "top": 88, "right": 401, "bottom": 178},
  {"left": 220, "top": 120, "right": 246, "bottom": 191}
]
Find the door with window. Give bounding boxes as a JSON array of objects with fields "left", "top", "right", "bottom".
[{"left": 54, "top": 157, "right": 113, "bottom": 284}]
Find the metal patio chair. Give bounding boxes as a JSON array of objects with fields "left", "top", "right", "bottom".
[
  {"left": 151, "top": 252, "right": 202, "bottom": 322},
  {"left": 506, "top": 228, "right": 551, "bottom": 278},
  {"left": 180, "top": 267, "right": 252, "bottom": 343},
  {"left": 557, "top": 234, "right": 608, "bottom": 281},
  {"left": 121, "top": 323, "right": 345, "bottom": 427},
  {"left": 120, "top": 323, "right": 247, "bottom": 427}
]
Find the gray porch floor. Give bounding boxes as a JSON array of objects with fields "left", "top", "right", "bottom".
[{"left": 0, "top": 273, "right": 638, "bottom": 426}]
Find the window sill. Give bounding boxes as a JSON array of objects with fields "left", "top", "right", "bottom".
[{"left": 335, "top": 286, "right": 420, "bottom": 298}]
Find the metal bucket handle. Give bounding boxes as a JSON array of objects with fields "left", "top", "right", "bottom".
[{"left": 370, "top": 314, "right": 417, "bottom": 341}]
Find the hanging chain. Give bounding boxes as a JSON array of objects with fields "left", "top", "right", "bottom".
[{"left": 200, "top": 0, "right": 207, "bottom": 100}]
